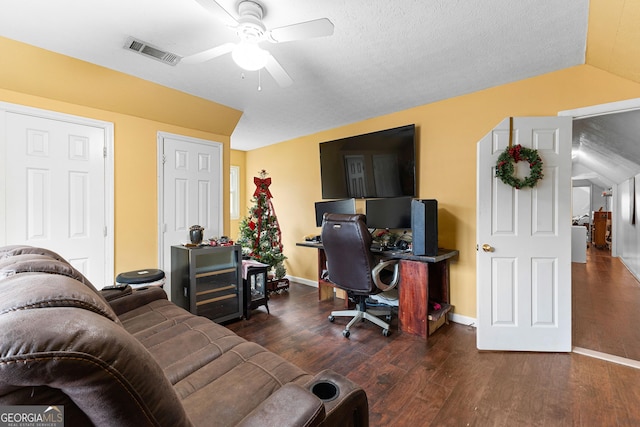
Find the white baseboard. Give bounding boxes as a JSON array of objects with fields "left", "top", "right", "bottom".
[
  {"left": 287, "top": 275, "right": 317, "bottom": 288},
  {"left": 573, "top": 346, "right": 640, "bottom": 370},
  {"left": 449, "top": 312, "right": 476, "bottom": 327}
]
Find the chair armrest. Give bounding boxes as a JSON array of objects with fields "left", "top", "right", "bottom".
[
  {"left": 237, "top": 383, "right": 325, "bottom": 427},
  {"left": 102, "top": 286, "right": 168, "bottom": 316},
  {"left": 373, "top": 259, "right": 400, "bottom": 291}
]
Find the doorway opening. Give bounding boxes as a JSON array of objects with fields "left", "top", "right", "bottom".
[{"left": 562, "top": 98, "right": 640, "bottom": 367}]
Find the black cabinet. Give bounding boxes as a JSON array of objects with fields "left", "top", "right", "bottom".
[
  {"left": 171, "top": 245, "right": 243, "bottom": 323},
  {"left": 242, "top": 261, "right": 269, "bottom": 319}
]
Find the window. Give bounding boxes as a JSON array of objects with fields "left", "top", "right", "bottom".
[{"left": 230, "top": 165, "right": 240, "bottom": 220}]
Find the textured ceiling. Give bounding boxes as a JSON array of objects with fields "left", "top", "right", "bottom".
[
  {"left": 573, "top": 109, "right": 640, "bottom": 189},
  {"left": 0, "top": 0, "right": 589, "bottom": 150}
]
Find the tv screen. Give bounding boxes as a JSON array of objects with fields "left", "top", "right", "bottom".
[
  {"left": 365, "top": 196, "right": 412, "bottom": 230},
  {"left": 314, "top": 198, "right": 357, "bottom": 227},
  {"left": 319, "top": 124, "right": 416, "bottom": 199}
]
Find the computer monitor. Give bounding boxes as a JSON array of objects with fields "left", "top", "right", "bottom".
[
  {"left": 365, "top": 196, "right": 412, "bottom": 229},
  {"left": 315, "top": 198, "right": 357, "bottom": 227}
]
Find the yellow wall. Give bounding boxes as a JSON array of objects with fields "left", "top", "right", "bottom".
[
  {"left": 586, "top": 0, "right": 640, "bottom": 84},
  {"left": 0, "top": 37, "right": 241, "bottom": 135},
  {"left": 0, "top": 37, "right": 242, "bottom": 276},
  {"left": 230, "top": 149, "right": 247, "bottom": 241},
  {"left": 245, "top": 65, "right": 640, "bottom": 319}
]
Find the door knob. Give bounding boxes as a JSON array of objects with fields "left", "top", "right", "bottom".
[{"left": 482, "top": 244, "right": 494, "bottom": 252}]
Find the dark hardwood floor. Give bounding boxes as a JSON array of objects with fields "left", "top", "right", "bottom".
[
  {"left": 573, "top": 245, "right": 640, "bottom": 360},
  {"left": 227, "top": 279, "right": 640, "bottom": 426}
]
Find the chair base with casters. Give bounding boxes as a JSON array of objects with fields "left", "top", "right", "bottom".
[
  {"left": 320, "top": 213, "right": 400, "bottom": 339},
  {"left": 328, "top": 294, "right": 393, "bottom": 337}
]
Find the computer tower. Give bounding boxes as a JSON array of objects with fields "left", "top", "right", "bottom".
[{"left": 411, "top": 199, "right": 438, "bottom": 256}]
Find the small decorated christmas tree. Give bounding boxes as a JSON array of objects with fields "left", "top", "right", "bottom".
[{"left": 237, "top": 170, "right": 287, "bottom": 278}]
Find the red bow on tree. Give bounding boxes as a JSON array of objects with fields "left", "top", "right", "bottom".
[{"left": 253, "top": 177, "right": 273, "bottom": 199}]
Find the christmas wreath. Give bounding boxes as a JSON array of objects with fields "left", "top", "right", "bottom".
[{"left": 495, "top": 144, "right": 543, "bottom": 189}]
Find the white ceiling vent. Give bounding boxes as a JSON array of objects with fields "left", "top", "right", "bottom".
[{"left": 124, "top": 37, "right": 181, "bottom": 66}]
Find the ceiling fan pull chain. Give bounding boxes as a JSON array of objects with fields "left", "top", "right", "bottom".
[{"left": 258, "top": 69, "right": 262, "bottom": 91}]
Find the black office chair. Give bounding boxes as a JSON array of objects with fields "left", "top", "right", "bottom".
[{"left": 321, "top": 213, "right": 400, "bottom": 338}]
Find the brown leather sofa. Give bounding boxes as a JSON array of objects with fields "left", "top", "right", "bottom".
[{"left": 0, "top": 246, "right": 368, "bottom": 426}]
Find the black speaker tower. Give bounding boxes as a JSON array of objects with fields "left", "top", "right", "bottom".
[{"left": 411, "top": 199, "right": 438, "bottom": 256}]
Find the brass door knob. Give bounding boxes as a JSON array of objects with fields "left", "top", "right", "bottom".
[{"left": 482, "top": 244, "right": 494, "bottom": 252}]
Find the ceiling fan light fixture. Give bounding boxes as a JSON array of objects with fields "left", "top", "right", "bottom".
[{"left": 232, "top": 41, "right": 269, "bottom": 71}]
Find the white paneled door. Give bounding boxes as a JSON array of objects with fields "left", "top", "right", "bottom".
[
  {"left": 2, "top": 109, "right": 111, "bottom": 286},
  {"left": 476, "top": 116, "right": 572, "bottom": 351},
  {"left": 159, "top": 133, "right": 223, "bottom": 300}
]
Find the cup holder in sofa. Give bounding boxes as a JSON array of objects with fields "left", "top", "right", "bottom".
[{"left": 310, "top": 381, "right": 340, "bottom": 402}]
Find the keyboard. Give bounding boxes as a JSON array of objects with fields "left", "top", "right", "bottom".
[{"left": 371, "top": 244, "right": 410, "bottom": 253}]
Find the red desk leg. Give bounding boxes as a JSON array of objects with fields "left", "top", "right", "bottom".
[
  {"left": 398, "top": 258, "right": 451, "bottom": 339},
  {"left": 398, "top": 260, "right": 429, "bottom": 338}
]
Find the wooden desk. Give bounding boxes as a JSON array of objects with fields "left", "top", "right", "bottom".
[{"left": 297, "top": 241, "right": 458, "bottom": 339}]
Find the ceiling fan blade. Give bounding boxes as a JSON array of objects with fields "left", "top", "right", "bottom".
[
  {"left": 264, "top": 54, "right": 293, "bottom": 87},
  {"left": 182, "top": 42, "right": 235, "bottom": 64},
  {"left": 267, "top": 18, "right": 334, "bottom": 43},
  {"left": 192, "top": 0, "right": 238, "bottom": 26}
]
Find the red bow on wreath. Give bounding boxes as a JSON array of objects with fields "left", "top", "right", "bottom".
[{"left": 253, "top": 177, "right": 273, "bottom": 199}]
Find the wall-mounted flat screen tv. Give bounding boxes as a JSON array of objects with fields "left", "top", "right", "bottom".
[{"left": 319, "top": 124, "right": 416, "bottom": 199}]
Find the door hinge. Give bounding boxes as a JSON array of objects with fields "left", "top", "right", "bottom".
[
  {"left": 103, "top": 146, "right": 107, "bottom": 158},
  {"left": 162, "top": 154, "right": 166, "bottom": 164},
  {"left": 104, "top": 226, "right": 108, "bottom": 237}
]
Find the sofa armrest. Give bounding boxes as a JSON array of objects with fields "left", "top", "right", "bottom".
[
  {"left": 237, "top": 383, "right": 325, "bottom": 427},
  {"left": 100, "top": 285, "right": 133, "bottom": 302},
  {"left": 102, "top": 286, "right": 168, "bottom": 316},
  {"left": 307, "top": 370, "right": 369, "bottom": 427}
]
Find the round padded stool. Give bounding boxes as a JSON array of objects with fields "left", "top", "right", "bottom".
[{"left": 116, "top": 269, "right": 165, "bottom": 289}]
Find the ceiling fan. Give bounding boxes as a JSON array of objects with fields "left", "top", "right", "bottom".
[{"left": 183, "top": 0, "right": 335, "bottom": 87}]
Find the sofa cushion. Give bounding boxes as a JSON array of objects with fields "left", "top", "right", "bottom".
[
  {"left": 0, "top": 245, "right": 96, "bottom": 289},
  {"left": 0, "top": 245, "right": 70, "bottom": 263},
  {"left": 0, "top": 248, "right": 118, "bottom": 325},
  {"left": 0, "top": 306, "right": 193, "bottom": 427},
  {"left": 237, "top": 383, "right": 325, "bottom": 427},
  {"left": 0, "top": 272, "right": 120, "bottom": 324},
  {"left": 118, "top": 298, "right": 315, "bottom": 426},
  {"left": 178, "top": 342, "right": 313, "bottom": 426}
]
